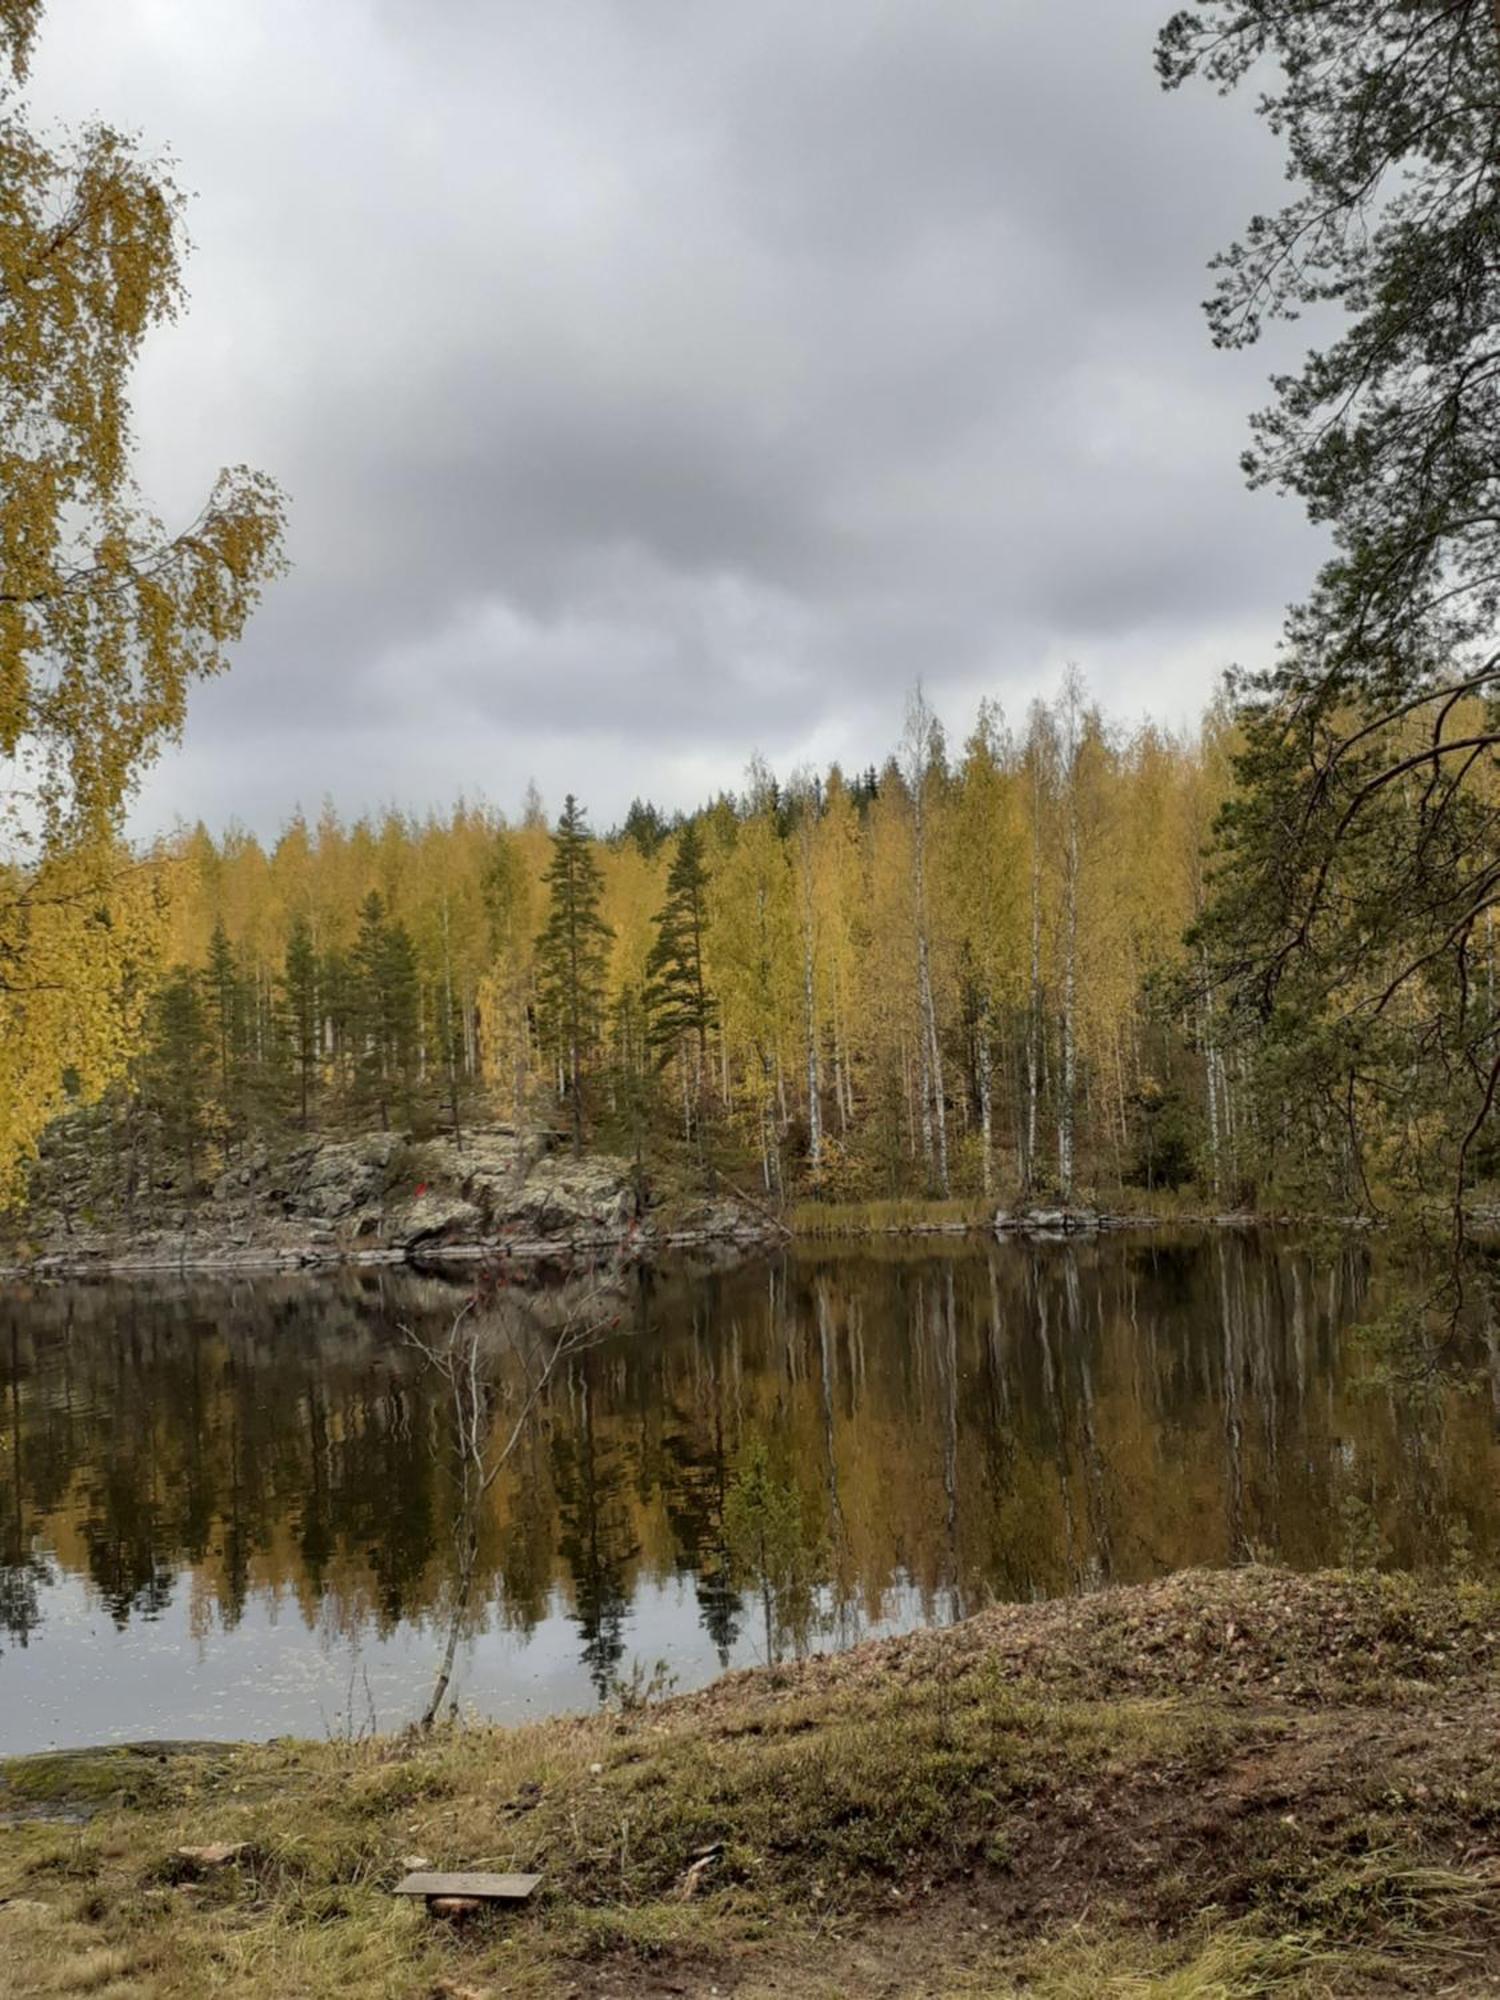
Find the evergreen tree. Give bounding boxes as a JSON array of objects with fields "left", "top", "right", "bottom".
[
  {"left": 534, "top": 797, "right": 612, "bottom": 1156},
  {"left": 645, "top": 821, "right": 717, "bottom": 1067},
  {"left": 279, "top": 918, "right": 320, "bottom": 1130},
  {"left": 620, "top": 797, "right": 671, "bottom": 858},
  {"left": 1162, "top": 1, "right": 1500, "bottom": 1269},
  {"left": 352, "top": 892, "right": 420, "bottom": 1130},
  {"left": 142, "top": 970, "right": 214, "bottom": 1191},
  {"left": 319, "top": 945, "right": 357, "bottom": 1117},
  {"left": 202, "top": 920, "right": 248, "bottom": 1157}
]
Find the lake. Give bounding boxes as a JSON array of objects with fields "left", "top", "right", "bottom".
[{"left": 3, "top": 1230, "right": 1497, "bottom": 1755}]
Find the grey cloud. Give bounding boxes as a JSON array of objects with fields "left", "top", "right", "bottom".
[{"left": 24, "top": 0, "right": 1322, "bottom": 837}]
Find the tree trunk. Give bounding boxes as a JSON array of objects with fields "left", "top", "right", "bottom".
[
  {"left": 1200, "top": 948, "right": 1222, "bottom": 1199},
  {"left": 1026, "top": 783, "right": 1043, "bottom": 1192},
  {"left": 976, "top": 991, "right": 994, "bottom": 1198},
  {"left": 1057, "top": 732, "right": 1079, "bottom": 1201},
  {"left": 803, "top": 930, "right": 822, "bottom": 1170}
]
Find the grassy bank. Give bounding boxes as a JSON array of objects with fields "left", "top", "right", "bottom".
[
  {"left": 781, "top": 1190, "right": 1264, "bottom": 1238},
  {"left": 785, "top": 1193, "right": 1000, "bottom": 1237},
  {"left": 4, "top": 1568, "right": 1499, "bottom": 1997}
]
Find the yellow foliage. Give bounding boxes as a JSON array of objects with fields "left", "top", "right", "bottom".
[{"left": 0, "top": 5, "right": 284, "bottom": 1197}]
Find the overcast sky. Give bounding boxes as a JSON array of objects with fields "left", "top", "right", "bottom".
[{"left": 28, "top": 0, "right": 1321, "bottom": 839}]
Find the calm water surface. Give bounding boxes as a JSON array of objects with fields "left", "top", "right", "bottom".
[{"left": 3, "top": 1231, "right": 1498, "bottom": 1754}]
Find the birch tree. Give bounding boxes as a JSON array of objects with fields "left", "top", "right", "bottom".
[{"left": 0, "top": 0, "right": 284, "bottom": 1197}]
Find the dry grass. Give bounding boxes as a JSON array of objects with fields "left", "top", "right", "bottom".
[
  {"left": 4, "top": 1567, "right": 1499, "bottom": 1998},
  {"left": 786, "top": 1194, "right": 998, "bottom": 1237}
]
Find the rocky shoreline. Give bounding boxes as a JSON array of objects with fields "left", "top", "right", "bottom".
[
  {"left": 9, "top": 1121, "right": 1480, "bottom": 1280},
  {"left": 0, "top": 1125, "right": 783, "bottom": 1280}
]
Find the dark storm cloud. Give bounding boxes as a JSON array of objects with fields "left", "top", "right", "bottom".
[{"left": 26, "top": 0, "right": 1320, "bottom": 835}]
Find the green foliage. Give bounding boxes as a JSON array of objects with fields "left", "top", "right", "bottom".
[
  {"left": 1125, "top": 1077, "right": 1195, "bottom": 1192},
  {"left": 644, "top": 820, "right": 717, "bottom": 1062},
  {"left": 1158, "top": 1, "right": 1500, "bottom": 685},
  {"left": 534, "top": 795, "right": 612, "bottom": 1154},
  {"left": 1162, "top": 0, "right": 1500, "bottom": 1263},
  {"left": 619, "top": 796, "right": 672, "bottom": 858},
  {"left": 350, "top": 892, "right": 419, "bottom": 1132},
  {"left": 202, "top": 920, "right": 249, "bottom": 1154},
  {"left": 279, "top": 918, "right": 319, "bottom": 1131},
  {"left": 139, "top": 967, "right": 213, "bottom": 1189}
]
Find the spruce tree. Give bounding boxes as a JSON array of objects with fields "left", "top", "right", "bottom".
[
  {"left": 279, "top": 918, "right": 320, "bottom": 1130},
  {"left": 319, "top": 945, "right": 356, "bottom": 1119},
  {"left": 142, "top": 969, "right": 214, "bottom": 1192},
  {"left": 202, "top": 920, "right": 247, "bottom": 1157},
  {"left": 644, "top": 821, "right": 716, "bottom": 1068},
  {"left": 534, "top": 796, "right": 612, "bottom": 1157},
  {"left": 352, "top": 892, "right": 419, "bottom": 1130}
]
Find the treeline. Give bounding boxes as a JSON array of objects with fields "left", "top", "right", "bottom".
[{"left": 86, "top": 675, "right": 1250, "bottom": 1211}]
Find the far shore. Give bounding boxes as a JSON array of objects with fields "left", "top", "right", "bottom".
[{"left": 0, "top": 1198, "right": 1403, "bottom": 1284}]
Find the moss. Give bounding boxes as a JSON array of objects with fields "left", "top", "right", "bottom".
[{"left": 0, "top": 1747, "right": 185, "bottom": 1811}]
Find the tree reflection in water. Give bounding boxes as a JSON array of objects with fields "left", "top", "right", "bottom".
[{"left": 3, "top": 1234, "right": 1498, "bottom": 1726}]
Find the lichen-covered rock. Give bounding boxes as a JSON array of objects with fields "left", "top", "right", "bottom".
[
  {"left": 3, "top": 1122, "right": 778, "bottom": 1273},
  {"left": 507, "top": 1156, "right": 638, "bottom": 1236},
  {"left": 426, "top": 1130, "right": 533, "bottom": 1214},
  {"left": 291, "top": 1134, "right": 399, "bottom": 1219},
  {"left": 653, "top": 1196, "right": 779, "bottom": 1244},
  {"left": 994, "top": 1206, "right": 1101, "bottom": 1236},
  {"left": 386, "top": 1188, "right": 486, "bottom": 1248}
]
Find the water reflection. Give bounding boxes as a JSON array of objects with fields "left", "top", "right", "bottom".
[{"left": 2, "top": 1233, "right": 1497, "bottom": 1751}]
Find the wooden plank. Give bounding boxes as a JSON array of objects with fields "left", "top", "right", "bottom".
[{"left": 393, "top": 1870, "right": 540, "bottom": 1903}]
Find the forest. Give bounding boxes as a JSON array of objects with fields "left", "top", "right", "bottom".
[
  {"left": 49, "top": 665, "right": 1490, "bottom": 1234},
  {"left": 55, "top": 682, "right": 1217, "bottom": 1213}
]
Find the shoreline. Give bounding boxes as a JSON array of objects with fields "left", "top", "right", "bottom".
[
  {"left": 0, "top": 1204, "right": 1391, "bottom": 1283},
  {"left": 0, "top": 1220, "right": 781, "bottom": 1283},
  {"left": 11, "top": 1118, "right": 1463, "bottom": 1284},
  {"left": 4, "top": 1564, "right": 1497, "bottom": 1996}
]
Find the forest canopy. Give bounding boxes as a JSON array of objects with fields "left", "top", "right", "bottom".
[{"left": 58, "top": 684, "right": 1277, "bottom": 1216}]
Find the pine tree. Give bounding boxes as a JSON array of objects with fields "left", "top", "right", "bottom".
[
  {"left": 0, "top": 4, "right": 283, "bottom": 1203},
  {"left": 534, "top": 796, "right": 612, "bottom": 1157}
]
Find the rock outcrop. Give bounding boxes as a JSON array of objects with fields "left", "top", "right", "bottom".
[{"left": 3, "top": 1125, "right": 780, "bottom": 1276}]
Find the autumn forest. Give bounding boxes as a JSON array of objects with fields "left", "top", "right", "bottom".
[{"left": 48, "top": 680, "right": 1229, "bottom": 1214}]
